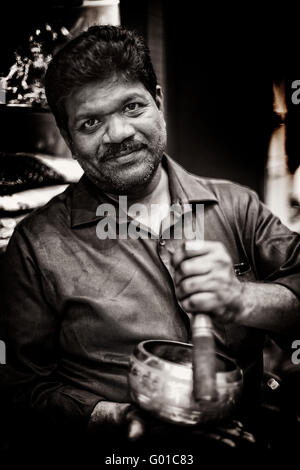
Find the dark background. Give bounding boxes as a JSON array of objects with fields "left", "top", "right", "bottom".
[{"left": 0, "top": 0, "right": 299, "bottom": 199}]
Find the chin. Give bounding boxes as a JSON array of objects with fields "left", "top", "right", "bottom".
[
  {"left": 108, "top": 171, "right": 156, "bottom": 195},
  {"left": 100, "top": 157, "right": 161, "bottom": 194}
]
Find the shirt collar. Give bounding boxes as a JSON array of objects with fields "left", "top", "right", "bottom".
[
  {"left": 163, "top": 155, "right": 218, "bottom": 204},
  {"left": 70, "top": 154, "right": 218, "bottom": 228}
]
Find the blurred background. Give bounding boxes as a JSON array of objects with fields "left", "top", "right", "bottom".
[{"left": 0, "top": 0, "right": 299, "bottom": 452}]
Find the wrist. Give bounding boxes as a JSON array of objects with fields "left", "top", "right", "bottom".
[
  {"left": 234, "top": 281, "right": 255, "bottom": 326},
  {"left": 89, "top": 401, "right": 131, "bottom": 428}
]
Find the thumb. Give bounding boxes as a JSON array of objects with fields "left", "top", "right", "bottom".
[
  {"left": 126, "top": 407, "right": 147, "bottom": 441},
  {"left": 128, "top": 419, "right": 146, "bottom": 441}
]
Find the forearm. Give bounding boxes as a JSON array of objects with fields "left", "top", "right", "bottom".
[
  {"left": 33, "top": 383, "right": 102, "bottom": 427},
  {"left": 236, "top": 282, "right": 300, "bottom": 335},
  {"left": 1, "top": 365, "right": 102, "bottom": 428}
]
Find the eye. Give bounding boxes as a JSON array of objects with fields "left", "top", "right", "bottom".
[
  {"left": 124, "top": 102, "right": 142, "bottom": 113},
  {"left": 81, "top": 118, "right": 101, "bottom": 130}
]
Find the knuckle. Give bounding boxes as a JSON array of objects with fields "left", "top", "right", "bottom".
[
  {"left": 224, "top": 254, "right": 232, "bottom": 266},
  {"left": 214, "top": 242, "right": 230, "bottom": 261},
  {"left": 181, "top": 278, "right": 189, "bottom": 292},
  {"left": 185, "top": 278, "right": 197, "bottom": 292},
  {"left": 218, "top": 273, "right": 229, "bottom": 285},
  {"left": 214, "top": 241, "right": 225, "bottom": 254},
  {"left": 207, "top": 278, "right": 218, "bottom": 290},
  {"left": 218, "top": 255, "right": 231, "bottom": 269},
  {"left": 180, "top": 260, "right": 190, "bottom": 276},
  {"left": 188, "top": 296, "right": 196, "bottom": 309}
]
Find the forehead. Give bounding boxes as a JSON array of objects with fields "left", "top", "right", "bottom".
[{"left": 65, "top": 77, "right": 154, "bottom": 124}]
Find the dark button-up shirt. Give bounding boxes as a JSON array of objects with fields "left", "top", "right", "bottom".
[{"left": 1, "top": 155, "right": 300, "bottom": 426}]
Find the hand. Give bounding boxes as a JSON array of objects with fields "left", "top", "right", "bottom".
[
  {"left": 89, "top": 402, "right": 256, "bottom": 449},
  {"left": 193, "top": 419, "right": 256, "bottom": 449},
  {"left": 172, "top": 240, "right": 244, "bottom": 323},
  {"left": 88, "top": 401, "right": 149, "bottom": 441}
]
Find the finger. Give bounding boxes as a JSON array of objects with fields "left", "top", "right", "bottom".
[
  {"left": 176, "top": 274, "right": 219, "bottom": 300},
  {"left": 180, "top": 292, "right": 219, "bottom": 313},
  {"left": 172, "top": 240, "right": 220, "bottom": 268},
  {"left": 242, "top": 431, "right": 256, "bottom": 444},
  {"left": 216, "top": 426, "right": 242, "bottom": 438},
  {"left": 231, "top": 420, "right": 243, "bottom": 429},
  {"left": 128, "top": 419, "right": 146, "bottom": 441},
  {"left": 216, "top": 422, "right": 256, "bottom": 444},
  {"left": 217, "top": 427, "right": 256, "bottom": 444},
  {"left": 174, "top": 256, "right": 213, "bottom": 283},
  {"left": 219, "top": 438, "right": 236, "bottom": 448},
  {"left": 126, "top": 408, "right": 147, "bottom": 441},
  {"left": 180, "top": 292, "right": 237, "bottom": 322},
  {"left": 194, "top": 429, "right": 236, "bottom": 448}
]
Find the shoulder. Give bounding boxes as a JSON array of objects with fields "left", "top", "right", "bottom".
[
  {"left": 169, "top": 156, "right": 259, "bottom": 205},
  {"left": 13, "top": 183, "right": 75, "bottom": 239},
  {"left": 184, "top": 171, "right": 264, "bottom": 232},
  {"left": 191, "top": 171, "right": 260, "bottom": 207}
]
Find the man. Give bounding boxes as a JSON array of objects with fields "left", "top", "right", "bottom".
[{"left": 1, "top": 25, "right": 299, "bottom": 455}]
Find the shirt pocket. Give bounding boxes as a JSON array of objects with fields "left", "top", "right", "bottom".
[{"left": 233, "top": 261, "right": 256, "bottom": 282}]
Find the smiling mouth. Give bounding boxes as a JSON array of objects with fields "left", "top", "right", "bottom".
[
  {"left": 116, "top": 150, "right": 136, "bottom": 157},
  {"left": 106, "top": 146, "right": 146, "bottom": 161}
]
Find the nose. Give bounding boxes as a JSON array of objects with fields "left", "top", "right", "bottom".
[{"left": 102, "top": 115, "right": 135, "bottom": 144}]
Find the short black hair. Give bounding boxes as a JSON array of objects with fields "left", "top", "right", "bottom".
[{"left": 45, "top": 25, "right": 158, "bottom": 131}]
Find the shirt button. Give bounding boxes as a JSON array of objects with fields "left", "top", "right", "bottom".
[{"left": 159, "top": 239, "right": 166, "bottom": 246}]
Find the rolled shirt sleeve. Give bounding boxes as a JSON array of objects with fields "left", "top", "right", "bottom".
[{"left": 240, "top": 189, "right": 300, "bottom": 299}]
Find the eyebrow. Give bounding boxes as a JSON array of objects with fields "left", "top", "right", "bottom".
[{"left": 73, "top": 92, "right": 148, "bottom": 124}]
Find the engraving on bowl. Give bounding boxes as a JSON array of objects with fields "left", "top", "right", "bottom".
[{"left": 128, "top": 340, "right": 243, "bottom": 426}]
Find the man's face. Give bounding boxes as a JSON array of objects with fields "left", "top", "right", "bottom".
[{"left": 64, "top": 76, "right": 167, "bottom": 194}]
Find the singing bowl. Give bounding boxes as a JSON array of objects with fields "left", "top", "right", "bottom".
[{"left": 128, "top": 340, "right": 243, "bottom": 426}]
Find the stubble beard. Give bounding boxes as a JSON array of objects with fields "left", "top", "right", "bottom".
[{"left": 77, "top": 136, "right": 166, "bottom": 195}]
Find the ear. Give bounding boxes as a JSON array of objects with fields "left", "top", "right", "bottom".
[{"left": 155, "top": 85, "right": 164, "bottom": 113}]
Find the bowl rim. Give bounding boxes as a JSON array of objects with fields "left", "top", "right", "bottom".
[{"left": 133, "top": 339, "right": 242, "bottom": 381}]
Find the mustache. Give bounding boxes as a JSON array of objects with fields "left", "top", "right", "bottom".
[{"left": 102, "top": 139, "right": 146, "bottom": 161}]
